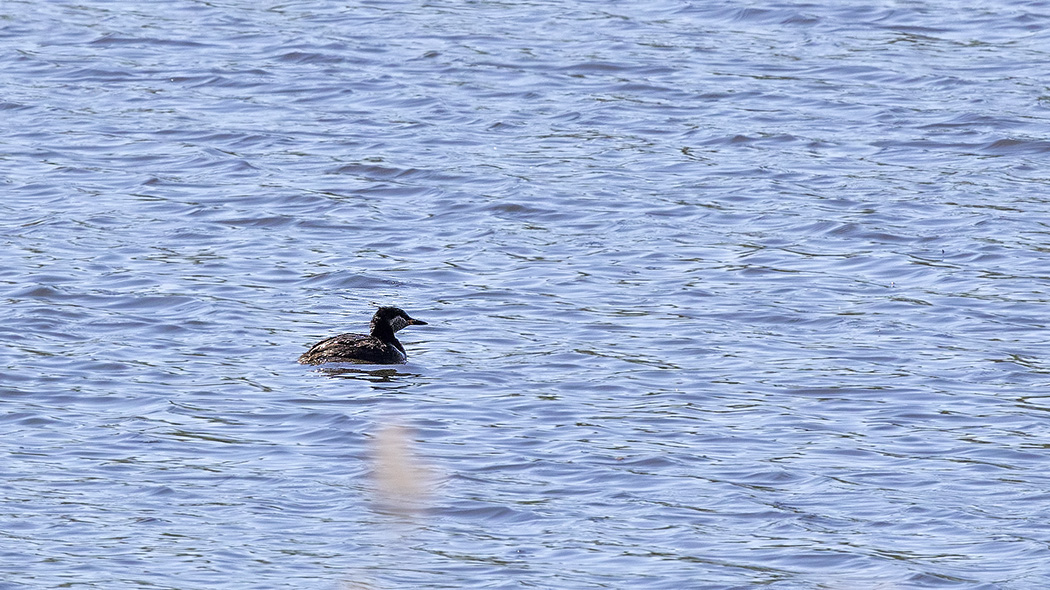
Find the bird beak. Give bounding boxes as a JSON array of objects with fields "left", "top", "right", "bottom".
[{"left": 409, "top": 318, "right": 428, "bottom": 326}]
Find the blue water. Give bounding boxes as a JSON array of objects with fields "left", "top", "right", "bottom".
[{"left": 3, "top": 1, "right": 1050, "bottom": 588}]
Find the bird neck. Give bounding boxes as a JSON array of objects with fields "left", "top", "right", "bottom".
[{"left": 370, "top": 321, "right": 402, "bottom": 350}]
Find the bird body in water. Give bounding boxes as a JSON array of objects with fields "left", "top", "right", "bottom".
[{"left": 299, "top": 306, "right": 428, "bottom": 365}]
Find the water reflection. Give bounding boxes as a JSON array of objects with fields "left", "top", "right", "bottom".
[{"left": 314, "top": 365, "right": 421, "bottom": 382}]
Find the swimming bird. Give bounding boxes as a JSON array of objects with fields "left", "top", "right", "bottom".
[{"left": 299, "top": 306, "right": 428, "bottom": 365}]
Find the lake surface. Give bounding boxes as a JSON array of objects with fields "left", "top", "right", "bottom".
[{"left": 3, "top": 1, "right": 1050, "bottom": 588}]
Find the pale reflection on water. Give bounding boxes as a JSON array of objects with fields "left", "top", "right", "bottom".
[{"left": 370, "top": 423, "right": 432, "bottom": 518}]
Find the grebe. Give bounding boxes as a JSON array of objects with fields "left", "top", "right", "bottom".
[{"left": 299, "top": 306, "right": 428, "bottom": 365}]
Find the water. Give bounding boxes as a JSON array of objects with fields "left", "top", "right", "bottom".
[{"left": 3, "top": 1, "right": 1050, "bottom": 588}]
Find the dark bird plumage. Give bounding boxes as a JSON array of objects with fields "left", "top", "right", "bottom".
[{"left": 298, "top": 306, "right": 428, "bottom": 365}]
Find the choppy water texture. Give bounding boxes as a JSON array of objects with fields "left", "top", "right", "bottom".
[{"left": 3, "top": 1, "right": 1050, "bottom": 588}]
